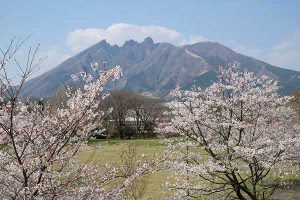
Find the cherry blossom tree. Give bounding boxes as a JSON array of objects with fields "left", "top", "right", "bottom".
[
  {"left": 0, "top": 38, "right": 155, "bottom": 199},
  {"left": 160, "top": 65, "right": 300, "bottom": 200}
]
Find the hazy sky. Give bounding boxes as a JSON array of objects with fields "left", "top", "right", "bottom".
[{"left": 1, "top": 0, "right": 300, "bottom": 75}]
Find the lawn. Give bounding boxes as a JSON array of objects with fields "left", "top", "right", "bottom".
[
  {"left": 77, "top": 138, "right": 300, "bottom": 199},
  {"left": 77, "top": 138, "right": 169, "bottom": 199}
]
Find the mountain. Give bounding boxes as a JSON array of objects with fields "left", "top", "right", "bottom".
[{"left": 20, "top": 37, "right": 300, "bottom": 98}]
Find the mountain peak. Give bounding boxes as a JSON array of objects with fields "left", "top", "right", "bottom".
[
  {"left": 143, "top": 37, "right": 154, "bottom": 45},
  {"left": 184, "top": 41, "right": 236, "bottom": 59},
  {"left": 190, "top": 41, "right": 228, "bottom": 49},
  {"left": 96, "top": 39, "right": 110, "bottom": 49},
  {"left": 123, "top": 39, "right": 138, "bottom": 47}
]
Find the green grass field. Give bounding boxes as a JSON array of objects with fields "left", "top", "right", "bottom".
[
  {"left": 77, "top": 139, "right": 168, "bottom": 199},
  {"left": 77, "top": 139, "right": 300, "bottom": 199}
]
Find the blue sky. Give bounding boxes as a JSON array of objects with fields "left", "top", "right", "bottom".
[{"left": 1, "top": 0, "right": 300, "bottom": 75}]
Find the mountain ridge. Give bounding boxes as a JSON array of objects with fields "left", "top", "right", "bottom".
[{"left": 20, "top": 38, "right": 300, "bottom": 98}]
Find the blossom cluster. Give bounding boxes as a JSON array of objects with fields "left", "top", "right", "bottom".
[
  {"left": 160, "top": 65, "right": 300, "bottom": 199},
  {"left": 0, "top": 57, "right": 156, "bottom": 199}
]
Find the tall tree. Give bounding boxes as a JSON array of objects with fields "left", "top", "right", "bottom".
[
  {"left": 0, "top": 38, "right": 154, "bottom": 199},
  {"left": 160, "top": 65, "right": 300, "bottom": 199},
  {"left": 131, "top": 94, "right": 166, "bottom": 139},
  {"left": 106, "top": 90, "right": 134, "bottom": 138}
]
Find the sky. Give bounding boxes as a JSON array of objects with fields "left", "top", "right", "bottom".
[{"left": 1, "top": 0, "right": 300, "bottom": 77}]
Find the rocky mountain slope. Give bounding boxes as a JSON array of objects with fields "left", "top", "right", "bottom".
[{"left": 20, "top": 37, "right": 300, "bottom": 98}]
